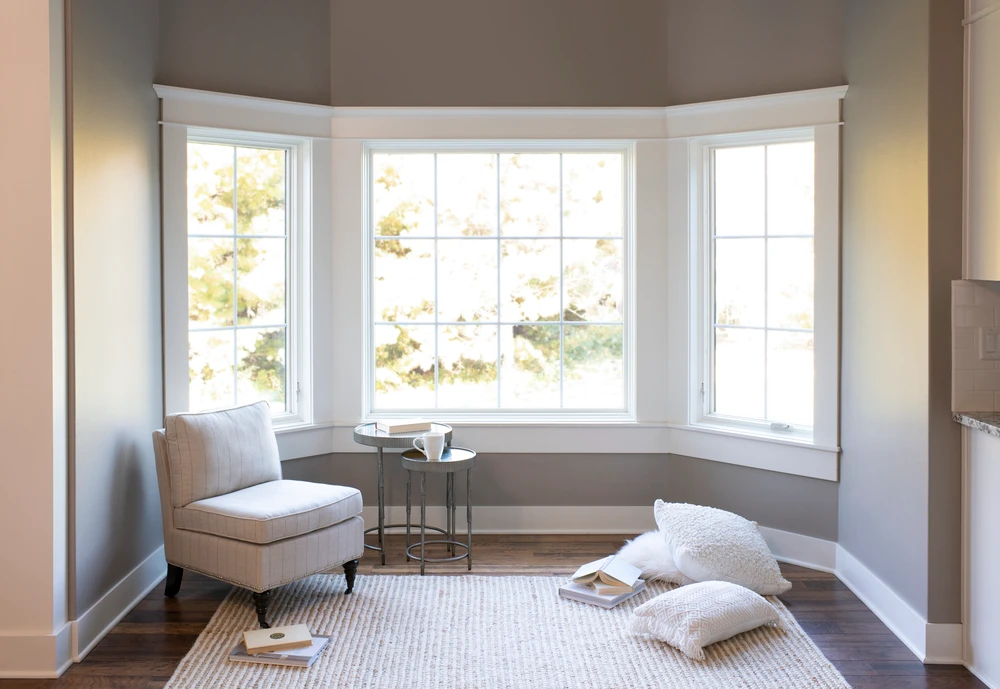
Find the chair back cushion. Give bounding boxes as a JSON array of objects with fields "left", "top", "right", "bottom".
[{"left": 164, "top": 401, "right": 281, "bottom": 507}]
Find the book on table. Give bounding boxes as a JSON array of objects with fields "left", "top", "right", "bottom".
[
  {"left": 375, "top": 418, "right": 432, "bottom": 434},
  {"left": 229, "top": 634, "right": 331, "bottom": 668}
]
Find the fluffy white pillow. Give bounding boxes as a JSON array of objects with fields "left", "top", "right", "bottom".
[
  {"left": 653, "top": 500, "right": 792, "bottom": 595},
  {"left": 629, "top": 581, "right": 785, "bottom": 660},
  {"left": 615, "top": 531, "right": 689, "bottom": 584}
]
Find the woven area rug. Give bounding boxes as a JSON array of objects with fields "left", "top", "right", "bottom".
[{"left": 165, "top": 574, "right": 850, "bottom": 689}]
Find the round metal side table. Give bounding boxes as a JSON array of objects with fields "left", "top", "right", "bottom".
[
  {"left": 401, "top": 446, "right": 476, "bottom": 575},
  {"left": 352, "top": 423, "right": 453, "bottom": 565}
]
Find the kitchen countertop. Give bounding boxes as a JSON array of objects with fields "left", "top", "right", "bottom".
[{"left": 954, "top": 412, "right": 1000, "bottom": 437}]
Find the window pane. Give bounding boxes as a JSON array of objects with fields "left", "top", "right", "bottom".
[
  {"left": 236, "top": 147, "right": 285, "bottom": 235},
  {"left": 374, "top": 325, "right": 435, "bottom": 409},
  {"left": 714, "top": 327, "right": 765, "bottom": 419},
  {"left": 374, "top": 239, "right": 434, "bottom": 322},
  {"left": 437, "top": 154, "right": 498, "bottom": 237},
  {"left": 437, "top": 239, "right": 498, "bottom": 322},
  {"left": 500, "top": 324, "right": 560, "bottom": 408},
  {"left": 373, "top": 153, "right": 434, "bottom": 238},
  {"left": 562, "top": 153, "right": 623, "bottom": 237},
  {"left": 715, "top": 238, "right": 765, "bottom": 327},
  {"left": 563, "top": 325, "right": 623, "bottom": 408},
  {"left": 767, "top": 142, "right": 814, "bottom": 236},
  {"left": 564, "top": 239, "right": 624, "bottom": 322},
  {"left": 438, "top": 324, "right": 498, "bottom": 408},
  {"left": 767, "top": 238, "right": 814, "bottom": 330},
  {"left": 714, "top": 146, "right": 765, "bottom": 237},
  {"left": 237, "top": 327, "right": 286, "bottom": 411},
  {"left": 767, "top": 331, "right": 813, "bottom": 426},
  {"left": 189, "top": 330, "right": 234, "bottom": 411},
  {"left": 500, "top": 153, "right": 560, "bottom": 237},
  {"left": 188, "top": 238, "right": 234, "bottom": 327},
  {"left": 188, "top": 143, "right": 233, "bottom": 235},
  {"left": 500, "top": 239, "right": 560, "bottom": 322},
  {"left": 236, "top": 238, "right": 285, "bottom": 326}
]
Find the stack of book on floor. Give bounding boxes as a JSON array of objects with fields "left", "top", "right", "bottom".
[
  {"left": 558, "top": 555, "right": 645, "bottom": 609},
  {"left": 229, "top": 624, "right": 330, "bottom": 668}
]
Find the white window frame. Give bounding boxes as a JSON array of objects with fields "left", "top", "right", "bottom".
[
  {"left": 361, "top": 140, "right": 636, "bottom": 423},
  {"left": 156, "top": 83, "right": 845, "bottom": 476},
  {"left": 178, "top": 130, "right": 310, "bottom": 426},
  {"left": 157, "top": 83, "right": 335, "bottom": 432},
  {"left": 666, "top": 111, "right": 842, "bottom": 475},
  {"left": 696, "top": 129, "right": 818, "bottom": 440}
]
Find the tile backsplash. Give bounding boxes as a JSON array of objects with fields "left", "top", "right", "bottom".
[{"left": 953, "top": 279, "right": 1000, "bottom": 411}]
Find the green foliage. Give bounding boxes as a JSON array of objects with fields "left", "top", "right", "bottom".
[{"left": 188, "top": 144, "right": 287, "bottom": 405}]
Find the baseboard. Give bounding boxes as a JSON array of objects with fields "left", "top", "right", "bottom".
[
  {"left": 835, "top": 545, "right": 963, "bottom": 664},
  {"left": 758, "top": 526, "right": 838, "bottom": 573},
  {"left": 966, "top": 663, "right": 1000, "bottom": 689},
  {"left": 0, "top": 621, "right": 73, "bottom": 678},
  {"left": 71, "top": 545, "right": 167, "bottom": 662}
]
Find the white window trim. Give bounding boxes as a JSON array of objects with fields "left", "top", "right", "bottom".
[
  {"left": 361, "top": 140, "right": 636, "bottom": 423},
  {"left": 155, "top": 84, "right": 845, "bottom": 481},
  {"left": 665, "top": 97, "right": 843, "bottom": 480},
  {"left": 157, "top": 85, "right": 335, "bottom": 431}
]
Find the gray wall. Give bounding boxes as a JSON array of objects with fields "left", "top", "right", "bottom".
[
  {"left": 925, "top": 0, "right": 964, "bottom": 625},
  {"left": 158, "top": 0, "right": 330, "bottom": 105},
  {"left": 70, "top": 0, "right": 164, "bottom": 616},
  {"left": 283, "top": 453, "right": 839, "bottom": 541},
  {"left": 329, "top": 0, "right": 669, "bottom": 106},
  {"left": 156, "top": 0, "right": 845, "bottom": 108},
  {"left": 665, "top": 0, "right": 845, "bottom": 105},
  {"left": 839, "top": 0, "right": 963, "bottom": 623}
]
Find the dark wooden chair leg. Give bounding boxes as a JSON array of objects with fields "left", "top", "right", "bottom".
[
  {"left": 164, "top": 564, "right": 183, "bottom": 598},
  {"left": 252, "top": 590, "right": 271, "bottom": 628},
  {"left": 343, "top": 559, "right": 359, "bottom": 594}
]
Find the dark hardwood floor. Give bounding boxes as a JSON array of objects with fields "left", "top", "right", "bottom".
[{"left": 0, "top": 534, "right": 985, "bottom": 688}]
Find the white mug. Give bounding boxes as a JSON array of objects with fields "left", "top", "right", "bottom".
[{"left": 413, "top": 431, "right": 445, "bottom": 461}]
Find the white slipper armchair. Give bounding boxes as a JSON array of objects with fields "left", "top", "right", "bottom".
[{"left": 152, "top": 401, "right": 364, "bottom": 627}]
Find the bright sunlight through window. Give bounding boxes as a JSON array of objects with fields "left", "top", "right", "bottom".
[
  {"left": 711, "top": 140, "right": 815, "bottom": 428},
  {"left": 186, "top": 142, "right": 289, "bottom": 414},
  {"left": 369, "top": 149, "right": 628, "bottom": 412}
]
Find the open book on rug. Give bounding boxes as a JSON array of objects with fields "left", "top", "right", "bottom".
[{"left": 571, "top": 555, "right": 642, "bottom": 594}]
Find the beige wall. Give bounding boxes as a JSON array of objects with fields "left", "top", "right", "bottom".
[{"left": 0, "top": 0, "right": 69, "bottom": 668}]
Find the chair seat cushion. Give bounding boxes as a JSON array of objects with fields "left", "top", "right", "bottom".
[{"left": 174, "top": 480, "right": 363, "bottom": 544}]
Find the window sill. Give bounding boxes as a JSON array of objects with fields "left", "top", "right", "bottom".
[
  {"left": 273, "top": 420, "right": 840, "bottom": 481},
  {"left": 667, "top": 423, "right": 840, "bottom": 481}
]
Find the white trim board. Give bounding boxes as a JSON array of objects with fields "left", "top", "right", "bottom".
[
  {"left": 71, "top": 546, "right": 167, "bottom": 663},
  {"left": 0, "top": 622, "right": 72, "bottom": 678},
  {"left": 836, "top": 545, "right": 963, "bottom": 665}
]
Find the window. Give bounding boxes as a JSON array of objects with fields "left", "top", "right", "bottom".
[
  {"left": 703, "top": 134, "right": 818, "bottom": 434},
  {"left": 366, "top": 145, "right": 631, "bottom": 415},
  {"left": 185, "top": 137, "right": 300, "bottom": 418}
]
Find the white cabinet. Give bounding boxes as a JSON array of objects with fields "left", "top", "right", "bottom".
[
  {"left": 965, "top": 428, "right": 1000, "bottom": 685},
  {"left": 966, "top": 3, "right": 1000, "bottom": 279}
]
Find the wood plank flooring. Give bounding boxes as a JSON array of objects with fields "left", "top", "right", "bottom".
[{"left": 0, "top": 534, "right": 985, "bottom": 688}]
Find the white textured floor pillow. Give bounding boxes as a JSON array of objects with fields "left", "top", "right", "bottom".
[
  {"left": 629, "top": 581, "right": 785, "bottom": 661},
  {"left": 615, "top": 531, "right": 688, "bottom": 583},
  {"left": 653, "top": 500, "right": 792, "bottom": 595}
]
